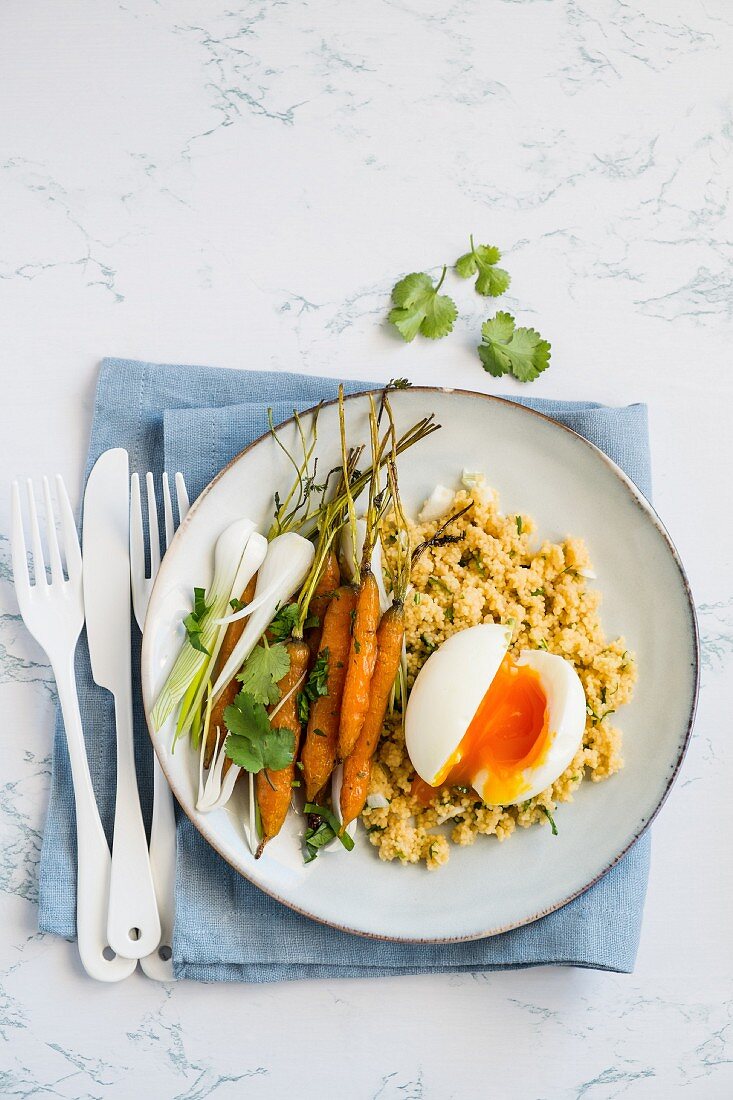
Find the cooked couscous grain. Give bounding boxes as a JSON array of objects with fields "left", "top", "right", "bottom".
[{"left": 361, "top": 478, "right": 636, "bottom": 869}]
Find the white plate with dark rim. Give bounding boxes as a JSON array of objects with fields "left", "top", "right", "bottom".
[{"left": 141, "top": 388, "right": 698, "bottom": 941}]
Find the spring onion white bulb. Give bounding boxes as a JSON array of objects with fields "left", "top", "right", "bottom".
[
  {"left": 210, "top": 531, "right": 315, "bottom": 701},
  {"left": 150, "top": 519, "right": 257, "bottom": 729}
]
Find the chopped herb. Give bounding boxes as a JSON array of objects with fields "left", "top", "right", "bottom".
[
  {"left": 414, "top": 592, "right": 422, "bottom": 605},
  {"left": 313, "top": 728, "right": 327, "bottom": 738},
  {"left": 268, "top": 603, "right": 299, "bottom": 641},
  {"left": 291, "top": 779, "right": 302, "bottom": 788},
  {"left": 223, "top": 692, "right": 295, "bottom": 773},
  {"left": 421, "top": 633, "right": 438, "bottom": 653},
  {"left": 350, "top": 607, "right": 357, "bottom": 633},
  {"left": 367, "top": 824, "right": 385, "bottom": 834},
  {"left": 236, "top": 641, "right": 290, "bottom": 705},
  {"left": 538, "top": 638, "right": 548, "bottom": 651},
  {"left": 445, "top": 603, "right": 454, "bottom": 623},
  {"left": 386, "top": 377, "right": 412, "bottom": 390},
  {"left": 540, "top": 805, "right": 558, "bottom": 836},
  {"left": 454, "top": 785, "right": 470, "bottom": 794},
  {"left": 230, "top": 597, "right": 246, "bottom": 613},
  {"left": 183, "top": 587, "right": 211, "bottom": 655},
  {"left": 303, "top": 802, "right": 355, "bottom": 863},
  {"left": 427, "top": 575, "right": 452, "bottom": 595},
  {"left": 530, "top": 587, "right": 545, "bottom": 597},
  {"left": 296, "top": 691, "right": 310, "bottom": 724},
  {"left": 462, "top": 550, "right": 486, "bottom": 577},
  {"left": 515, "top": 515, "right": 523, "bottom": 535},
  {"left": 304, "top": 648, "right": 329, "bottom": 703}
]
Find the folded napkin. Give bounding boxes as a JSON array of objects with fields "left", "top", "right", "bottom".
[{"left": 39, "top": 358, "right": 652, "bottom": 981}]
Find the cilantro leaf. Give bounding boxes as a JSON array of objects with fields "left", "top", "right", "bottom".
[
  {"left": 183, "top": 586, "right": 211, "bottom": 655},
  {"left": 478, "top": 311, "right": 551, "bottom": 383},
  {"left": 455, "top": 237, "right": 511, "bottom": 298},
  {"left": 388, "top": 268, "right": 457, "bottom": 341},
  {"left": 223, "top": 691, "right": 295, "bottom": 773},
  {"left": 304, "top": 648, "right": 329, "bottom": 702},
  {"left": 236, "top": 641, "right": 291, "bottom": 705},
  {"left": 268, "top": 603, "right": 299, "bottom": 641},
  {"left": 303, "top": 802, "right": 355, "bottom": 863}
]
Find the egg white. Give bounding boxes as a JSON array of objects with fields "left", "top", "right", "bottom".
[
  {"left": 405, "top": 623, "right": 510, "bottom": 785},
  {"left": 405, "top": 624, "right": 586, "bottom": 806}
]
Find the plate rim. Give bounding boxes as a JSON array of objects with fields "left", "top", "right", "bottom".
[{"left": 141, "top": 385, "right": 700, "bottom": 942}]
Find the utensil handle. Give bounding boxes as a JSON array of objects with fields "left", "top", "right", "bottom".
[
  {"left": 55, "top": 654, "right": 136, "bottom": 982},
  {"left": 139, "top": 755, "right": 176, "bottom": 981},
  {"left": 107, "top": 688, "right": 161, "bottom": 958}
]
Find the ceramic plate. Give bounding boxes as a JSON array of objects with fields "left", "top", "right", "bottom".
[{"left": 141, "top": 388, "right": 698, "bottom": 941}]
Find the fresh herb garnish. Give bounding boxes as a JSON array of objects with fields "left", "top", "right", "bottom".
[
  {"left": 304, "top": 648, "right": 329, "bottom": 703},
  {"left": 268, "top": 603, "right": 299, "bottom": 641},
  {"left": 388, "top": 268, "right": 458, "bottom": 342},
  {"left": 478, "top": 311, "right": 551, "bottom": 383},
  {"left": 530, "top": 587, "right": 545, "bottom": 597},
  {"left": 268, "top": 603, "right": 318, "bottom": 642},
  {"left": 223, "top": 691, "right": 295, "bottom": 773},
  {"left": 540, "top": 805, "right": 558, "bottom": 836},
  {"left": 230, "top": 596, "right": 246, "bottom": 613},
  {"left": 183, "top": 587, "right": 211, "bottom": 655},
  {"left": 455, "top": 237, "right": 511, "bottom": 297},
  {"left": 296, "top": 691, "right": 310, "bottom": 724},
  {"left": 421, "top": 633, "right": 438, "bottom": 653},
  {"left": 427, "top": 575, "right": 451, "bottom": 595},
  {"left": 303, "top": 802, "right": 355, "bottom": 863},
  {"left": 236, "top": 641, "right": 290, "bottom": 706},
  {"left": 515, "top": 515, "right": 523, "bottom": 535}
]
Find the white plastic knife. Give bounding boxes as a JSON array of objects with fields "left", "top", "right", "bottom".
[{"left": 83, "top": 448, "right": 161, "bottom": 959}]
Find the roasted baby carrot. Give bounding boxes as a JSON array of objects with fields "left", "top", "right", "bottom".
[
  {"left": 205, "top": 574, "right": 257, "bottom": 770},
  {"left": 338, "top": 568, "right": 381, "bottom": 760},
  {"left": 305, "top": 546, "right": 340, "bottom": 659},
  {"left": 255, "top": 639, "right": 310, "bottom": 857},
  {"left": 340, "top": 602, "right": 404, "bottom": 828},
  {"left": 301, "top": 585, "right": 357, "bottom": 801}
]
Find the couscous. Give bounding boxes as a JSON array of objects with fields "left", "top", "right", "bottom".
[{"left": 362, "top": 479, "right": 636, "bottom": 869}]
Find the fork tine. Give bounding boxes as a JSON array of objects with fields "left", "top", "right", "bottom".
[
  {"left": 130, "top": 473, "right": 145, "bottom": 581},
  {"left": 42, "top": 477, "right": 64, "bottom": 584},
  {"left": 162, "top": 472, "right": 174, "bottom": 550},
  {"left": 25, "top": 479, "right": 47, "bottom": 587},
  {"left": 146, "top": 472, "right": 161, "bottom": 578},
  {"left": 11, "top": 482, "right": 30, "bottom": 594},
  {"left": 56, "top": 475, "right": 82, "bottom": 582},
  {"left": 175, "top": 472, "right": 189, "bottom": 524}
]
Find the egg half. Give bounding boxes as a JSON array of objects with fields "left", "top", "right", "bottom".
[{"left": 405, "top": 623, "right": 586, "bottom": 806}]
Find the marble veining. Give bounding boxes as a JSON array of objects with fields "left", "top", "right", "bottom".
[{"left": 1, "top": 0, "right": 731, "bottom": 1096}]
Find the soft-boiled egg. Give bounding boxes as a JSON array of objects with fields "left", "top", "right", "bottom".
[{"left": 405, "top": 623, "right": 586, "bottom": 806}]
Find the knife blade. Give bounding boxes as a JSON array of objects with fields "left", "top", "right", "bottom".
[{"left": 83, "top": 448, "right": 161, "bottom": 960}]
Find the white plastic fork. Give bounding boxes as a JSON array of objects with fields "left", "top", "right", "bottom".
[
  {"left": 130, "top": 471, "right": 189, "bottom": 981},
  {"left": 11, "top": 477, "right": 136, "bottom": 982}
]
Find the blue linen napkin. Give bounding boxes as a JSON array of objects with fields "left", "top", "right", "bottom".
[{"left": 39, "top": 358, "right": 652, "bottom": 980}]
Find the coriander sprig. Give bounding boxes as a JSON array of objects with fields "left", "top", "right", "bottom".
[{"left": 386, "top": 235, "right": 552, "bottom": 383}]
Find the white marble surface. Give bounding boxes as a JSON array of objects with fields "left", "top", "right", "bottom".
[{"left": 1, "top": 0, "right": 731, "bottom": 1096}]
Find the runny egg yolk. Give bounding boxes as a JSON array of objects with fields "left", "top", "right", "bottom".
[{"left": 432, "top": 654, "right": 551, "bottom": 805}]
